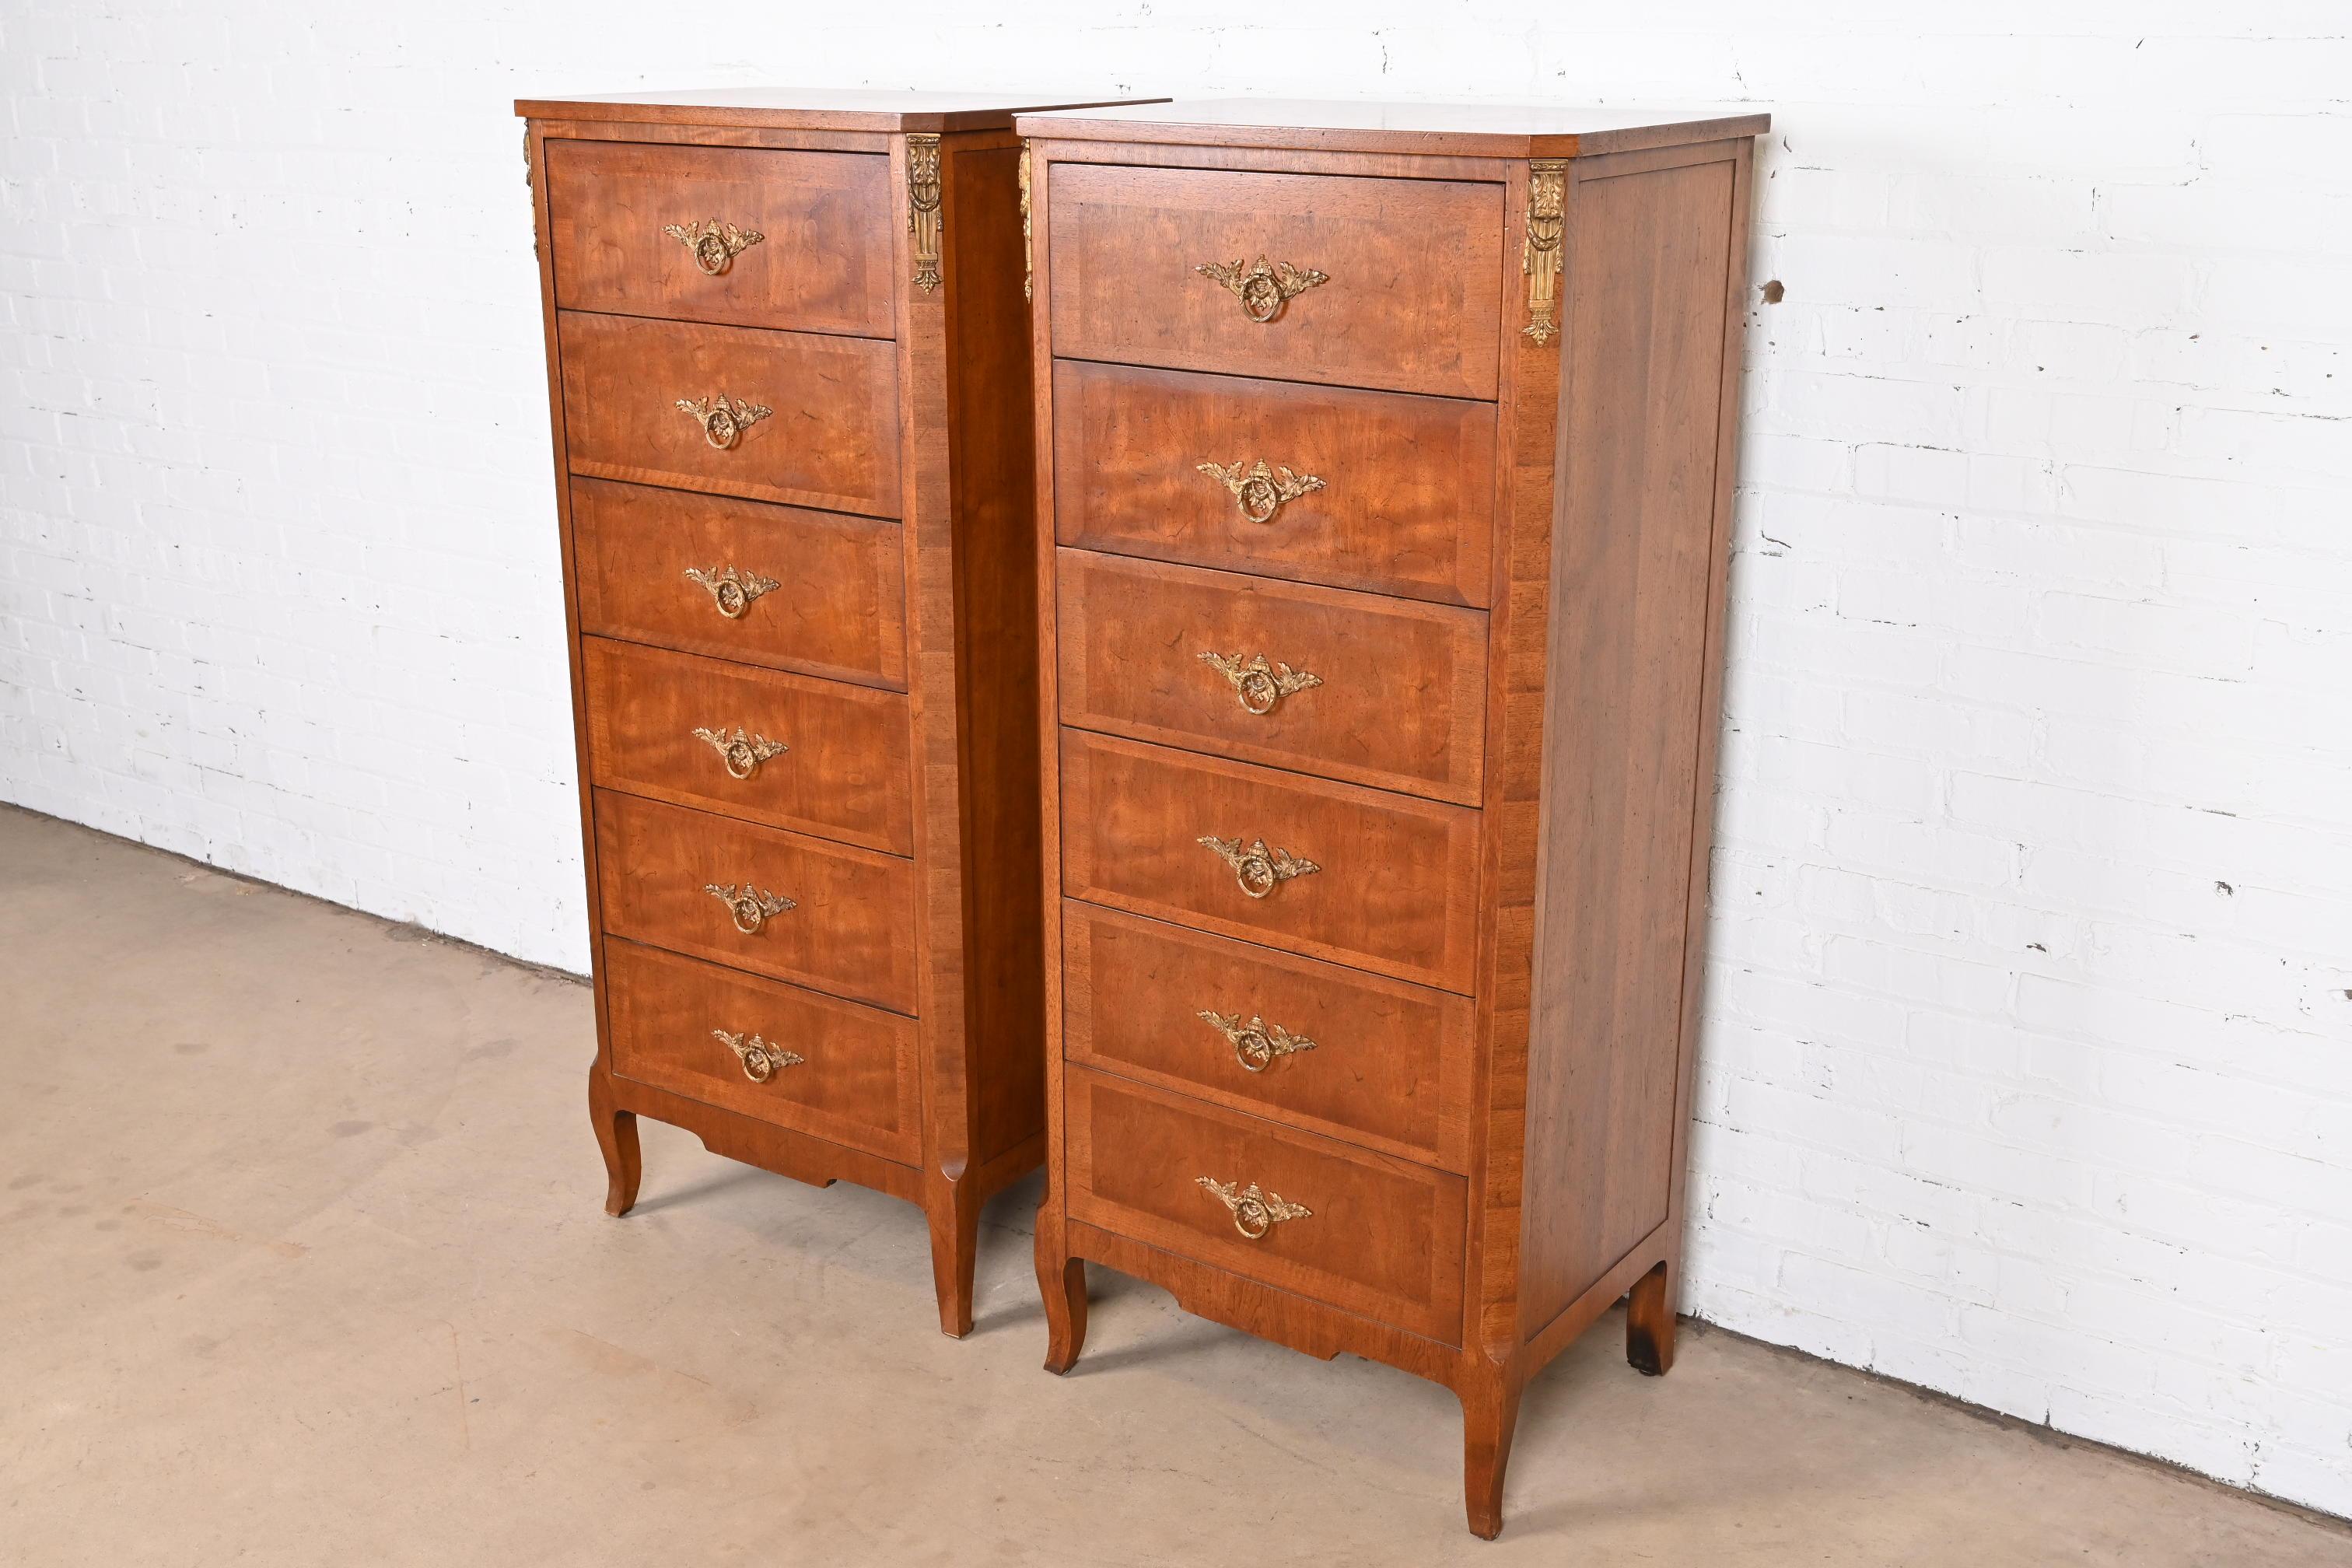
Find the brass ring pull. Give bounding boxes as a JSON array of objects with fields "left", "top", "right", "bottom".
[
  {"left": 1197, "top": 1010, "right": 1318, "bottom": 1074},
  {"left": 663, "top": 218, "right": 765, "bottom": 276},
  {"left": 1198, "top": 651, "right": 1321, "bottom": 716},
  {"left": 683, "top": 565, "right": 780, "bottom": 620},
  {"left": 691, "top": 726, "right": 789, "bottom": 781},
  {"left": 1194, "top": 257, "right": 1328, "bottom": 324},
  {"left": 712, "top": 1028, "right": 803, "bottom": 1083},
  {"left": 1196, "top": 459, "right": 1325, "bottom": 526},
  {"left": 675, "top": 394, "right": 772, "bottom": 450},
  {"left": 703, "top": 880, "right": 796, "bottom": 935},
  {"left": 1197, "top": 1176, "right": 1311, "bottom": 1240},
  {"left": 1198, "top": 835, "right": 1319, "bottom": 900}
]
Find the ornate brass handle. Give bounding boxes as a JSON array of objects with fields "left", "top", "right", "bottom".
[
  {"left": 703, "top": 880, "right": 796, "bottom": 935},
  {"left": 1197, "top": 1010, "right": 1318, "bottom": 1073},
  {"left": 682, "top": 565, "right": 780, "bottom": 620},
  {"left": 1197, "top": 1176, "right": 1312, "bottom": 1240},
  {"left": 676, "top": 394, "right": 772, "bottom": 450},
  {"left": 691, "top": 726, "right": 789, "bottom": 781},
  {"left": 713, "top": 1028, "right": 803, "bottom": 1083},
  {"left": 663, "top": 217, "right": 765, "bottom": 276},
  {"left": 1199, "top": 651, "right": 1321, "bottom": 716},
  {"left": 1197, "top": 459, "right": 1325, "bottom": 526},
  {"left": 1198, "top": 835, "right": 1320, "bottom": 900},
  {"left": 1195, "top": 257, "right": 1328, "bottom": 324}
]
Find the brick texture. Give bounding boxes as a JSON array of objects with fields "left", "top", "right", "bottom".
[{"left": 2, "top": 1, "right": 2346, "bottom": 1520}]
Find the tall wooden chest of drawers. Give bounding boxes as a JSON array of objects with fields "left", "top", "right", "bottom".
[
  {"left": 1017, "top": 100, "right": 1769, "bottom": 1533},
  {"left": 516, "top": 90, "right": 1130, "bottom": 1336}
]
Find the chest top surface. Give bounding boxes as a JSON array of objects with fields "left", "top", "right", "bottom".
[
  {"left": 1015, "top": 96, "right": 1770, "bottom": 157},
  {"left": 515, "top": 87, "right": 1160, "bottom": 132}
]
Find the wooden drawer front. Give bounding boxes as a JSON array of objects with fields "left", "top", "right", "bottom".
[
  {"left": 545, "top": 140, "right": 894, "bottom": 338},
  {"left": 1064, "top": 905, "right": 1473, "bottom": 1172},
  {"left": 1066, "top": 1067, "right": 1465, "bottom": 1344},
  {"left": 582, "top": 639, "right": 913, "bottom": 856},
  {"left": 1059, "top": 731, "right": 1481, "bottom": 992},
  {"left": 1052, "top": 361, "right": 1495, "bottom": 607},
  {"left": 1056, "top": 550, "right": 1488, "bottom": 805},
  {"left": 606, "top": 939, "right": 919, "bottom": 1164},
  {"left": 1047, "top": 164, "right": 1504, "bottom": 400},
  {"left": 572, "top": 478, "right": 905, "bottom": 689},
  {"left": 594, "top": 791, "right": 918, "bottom": 1014},
  {"left": 558, "top": 310, "right": 901, "bottom": 516}
]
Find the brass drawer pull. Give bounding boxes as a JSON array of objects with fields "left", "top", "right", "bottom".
[
  {"left": 1195, "top": 256, "right": 1328, "bottom": 324},
  {"left": 1198, "top": 835, "right": 1320, "bottom": 899},
  {"left": 1197, "top": 1176, "right": 1312, "bottom": 1240},
  {"left": 682, "top": 565, "right": 780, "bottom": 620},
  {"left": 691, "top": 726, "right": 789, "bottom": 781},
  {"left": 676, "top": 394, "right": 772, "bottom": 450},
  {"left": 703, "top": 880, "right": 796, "bottom": 935},
  {"left": 1197, "top": 459, "right": 1325, "bottom": 526},
  {"left": 663, "top": 217, "right": 765, "bottom": 276},
  {"left": 1197, "top": 1010, "right": 1318, "bottom": 1073},
  {"left": 1199, "top": 651, "right": 1321, "bottom": 716},
  {"left": 713, "top": 1028, "right": 803, "bottom": 1083}
]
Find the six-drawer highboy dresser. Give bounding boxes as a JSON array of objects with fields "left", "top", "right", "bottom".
[
  {"left": 516, "top": 90, "right": 1133, "bottom": 1336},
  {"left": 1017, "top": 100, "right": 1768, "bottom": 1535}
]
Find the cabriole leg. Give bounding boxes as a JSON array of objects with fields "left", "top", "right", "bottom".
[{"left": 588, "top": 1066, "right": 641, "bottom": 1218}]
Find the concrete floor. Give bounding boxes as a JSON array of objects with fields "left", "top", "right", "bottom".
[{"left": 3, "top": 805, "right": 2346, "bottom": 1566}]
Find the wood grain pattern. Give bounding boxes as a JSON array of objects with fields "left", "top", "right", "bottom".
[
  {"left": 1058, "top": 730, "right": 1483, "bottom": 992},
  {"left": 605, "top": 936, "right": 920, "bottom": 1164},
  {"left": 1062, "top": 902, "right": 1473, "bottom": 1171},
  {"left": 571, "top": 477, "right": 907, "bottom": 690},
  {"left": 1055, "top": 548, "right": 1489, "bottom": 803},
  {"left": 582, "top": 637, "right": 913, "bottom": 855},
  {"left": 545, "top": 139, "right": 894, "bottom": 336},
  {"left": 593, "top": 789, "right": 918, "bottom": 1015},
  {"left": 558, "top": 310, "right": 902, "bottom": 516},
  {"left": 1064, "top": 1066, "right": 1466, "bottom": 1342},
  {"left": 1051, "top": 360, "right": 1496, "bottom": 606},
  {"left": 1517, "top": 153, "right": 1738, "bottom": 1339},
  {"left": 1047, "top": 164, "right": 1505, "bottom": 399}
]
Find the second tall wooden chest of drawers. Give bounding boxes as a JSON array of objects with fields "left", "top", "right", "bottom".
[
  {"left": 516, "top": 89, "right": 1129, "bottom": 1336},
  {"left": 1017, "top": 100, "right": 1769, "bottom": 1534}
]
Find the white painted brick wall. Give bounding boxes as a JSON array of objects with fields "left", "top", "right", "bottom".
[{"left": 3, "top": 0, "right": 2347, "bottom": 1520}]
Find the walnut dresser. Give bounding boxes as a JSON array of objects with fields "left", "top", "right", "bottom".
[
  {"left": 515, "top": 89, "right": 1138, "bottom": 1337},
  {"left": 1017, "top": 100, "right": 1769, "bottom": 1534}
]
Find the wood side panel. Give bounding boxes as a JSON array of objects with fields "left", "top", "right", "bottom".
[
  {"left": 1517, "top": 155, "right": 1741, "bottom": 1339},
  {"left": 605, "top": 937, "right": 921, "bottom": 1164},
  {"left": 581, "top": 638, "right": 914, "bottom": 855},
  {"left": 1051, "top": 360, "right": 1496, "bottom": 606},
  {"left": 558, "top": 310, "right": 902, "bottom": 516},
  {"left": 1059, "top": 730, "right": 1483, "bottom": 992},
  {"left": 1048, "top": 164, "right": 1505, "bottom": 399},
  {"left": 545, "top": 139, "right": 895, "bottom": 336},
  {"left": 526, "top": 126, "right": 617, "bottom": 1079},
  {"left": 943, "top": 141, "right": 1048, "bottom": 1172},
  {"left": 1055, "top": 549, "right": 1489, "bottom": 803},
  {"left": 593, "top": 789, "right": 919, "bottom": 1015},
  {"left": 571, "top": 478, "right": 907, "bottom": 690},
  {"left": 1063, "top": 903, "right": 1473, "bottom": 1171},
  {"left": 1064, "top": 1066, "right": 1466, "bottom": 1343}
]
